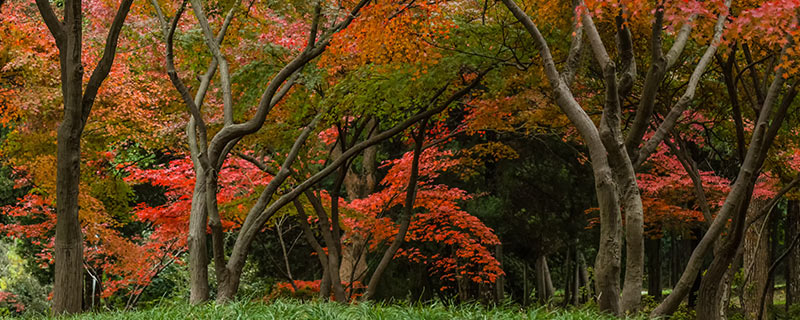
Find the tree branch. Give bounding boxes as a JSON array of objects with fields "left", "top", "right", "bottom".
[
  {"left": 80, "top": 0, "right": 135, "bottom": 127},
  {"left": 633, "top": 0, "right": 731, "bottom": 169},
  {"left": 35, "top": 0, "right": 64, "bottom": 46}
]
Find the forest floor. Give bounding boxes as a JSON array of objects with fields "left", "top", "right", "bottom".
[{"left": 44, "top": 299, "right": 637, "bottom": 320}]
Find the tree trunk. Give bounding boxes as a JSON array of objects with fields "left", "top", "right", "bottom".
[
  {"left": 687, "top": 230, "right": 702, "bottom": 309},
  {"left": 535, "top": 255, "right": 554, "bottom": 303},
  {"left": 743, "top": 200, "right": 773, "bottom": 319},
  {"left": 495, "top": 243, "right": 505, "bottom": 302},
  {"left": 695, "top": 193, "right": 756, "bottom": 320},
  {"left": 646, "top": 237, "right": 662, "bottom": 300},
  {"left": 523, "top": 263, "right": 528, "bottom": 306},
  {"left": 320, "top": 268, "right": 331, "bottom": 298},
  {"left": 787, "top": 200, "right": 800, "bottom": 309},
  {"left": 83, "top": 268, "right": 101, "bottom": 311},
  {"left": 54, "top": 118, "right": 84, "bottom": 314},
  {"left": 577, "top": 251, "right": 591, "bottom": 303},
  {"left": 339, "top": 236, "right": 368, "bottom": 284},
  {"left": 187, "top": 176, "right": 210, "bottom": 303},
  {"left": 564, "top": 248, "right": 573, "bottom": 306},
  {"left": 39, "top": 0, "right": 132, "bottom": 313},
  {"left": 52, "top": 0, "right": 86, "bottom": 312},
  {"left": 572, "top": 248, "right": 580, "bottom": 305},
  {"left": 718, "top": 252, "right": 741, "bottom": 320},
  {"left": 363, "top": 121, "right": 427, "bottom": 300}
]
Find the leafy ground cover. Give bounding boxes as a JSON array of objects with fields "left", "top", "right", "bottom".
[{"left": 43, "top": 299, "right": 640, "bottom": 320}]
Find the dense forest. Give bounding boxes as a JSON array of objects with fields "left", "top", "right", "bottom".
[{"left": 1, "top": 0, "right": 799, "bottom": 318}]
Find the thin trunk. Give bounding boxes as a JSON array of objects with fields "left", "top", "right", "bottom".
[
  {"left": 564, "top": 248, "right": 573, "bottom": 306},
  {"left": 670, "top": 236, "right": 678, "bottom": 287},
  {"left": 362, "top": 120, "right": 427, "bottom": 300},
  {"left": 305, "top": 189, "right": 347, "bottom": 302},
  {"left": 760, "top": 230, "right": 800, "bottom": 320},
  {"left": 695, "top": 190, "right": 755, "bottom": 319},
  {"left": 275, "top": 220, "right": 295, "bottom": 288},
  {"left": 523, "top": 263, "right": 528, "bottom": 307},
  {"left": 295, "top": 199, "right": 331, "bottom": 299},
  {"left": 572, "top": 249, "right": 580, "bottom": 305},
  {"left": 788, "top": 200, "right": 800, "bottom": 309},
  {"left": 688, "top": 229, "right": 703, "bottom": 309},
  {"left": 577, "top": 252, "right": 591, "bottom": 303},
  {"left": 535, "top": 255, "right": 555, "bottom": 303},
  {"left": 495, "top": 243, "right": 505, "bottom": 302}
]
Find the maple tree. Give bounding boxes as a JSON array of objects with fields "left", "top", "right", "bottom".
[{"left": 347, "top": 145, "right": 503, "bottom": 295}]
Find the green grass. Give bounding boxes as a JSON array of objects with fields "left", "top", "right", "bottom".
[{"left": 40, "top": 299, "right": 646, "bottom": 320}]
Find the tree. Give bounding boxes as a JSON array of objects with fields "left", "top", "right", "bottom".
[
  {"left": 30, "top": 0, "right": 134, "bottom": 312},
  {"left": 148, "top": 0, "right": 374, "bottom": 302},
  {"left": 499, "top": 0, "right": 735, "bottom": 313}
]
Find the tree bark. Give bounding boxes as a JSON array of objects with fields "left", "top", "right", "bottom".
[
  {"left": 535, "top": 255, "right": 555, "bottom": 303},
  {"left": 495, "top": 243, "right": 505, "bottom": 302},
  {"left": 187, "top": 174, "right": 210, "bottom": 303},
  {"left": 572, "top": 248, "right": 580, "bottom": 305},
  {"left": 788, "top": 200, "right": 800, "bottom": 309},
  {"left": 54, "top": 112, "right": 84, "bottom": 315},
  {"left": 743, "top": 199, "right": 773, "bottom": 319}
]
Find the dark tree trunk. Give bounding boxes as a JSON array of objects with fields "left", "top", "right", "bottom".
[
  {"left": 362, "top": 120, "right": 427, "bottom": 300},
  {"left": 688, "top": 269, "right": 701, "bottom": 308},
  {"left": 646, "top": 237, "right": 662, "bottom": 300},
  {"left": 670, "top": 235, "right": 679, "bottom": 287},
  {"left": 696, "top": 193, "right": 755, "bottom": 320},
  {"left": 495, "top": 243, "right": 505, "bottom": 302},
  {"left": 564, "top": 248, "right": 573, "bottom": 306},
  {"left": 743, "top": 200, "right": 773, "bottom": 319},
  {"left": 52, "top": 1, "right": 86, "bottom": 311},
  {"left": 572, "top": 249, "right": 580, "bottom": 305},
  {"left": 788, "top": 200, "right": 800, "bottom": 309},
  {"left": 687, "top": 230, "right": 702, "bottom": 309},
  {"left": 55, "top": 119, "right": 84, "bottom": 314}
]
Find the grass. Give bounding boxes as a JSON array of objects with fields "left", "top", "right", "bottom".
[{"left": 41, "top": 299, "right": 645, "bottom": 320}]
